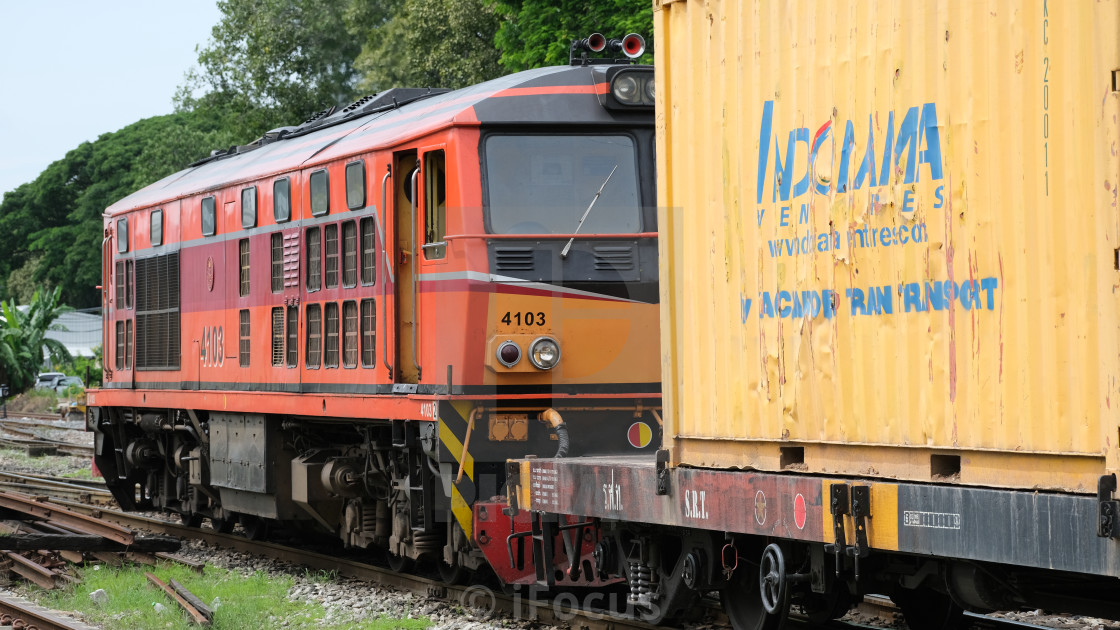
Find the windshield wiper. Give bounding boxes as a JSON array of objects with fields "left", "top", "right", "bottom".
[{"left": 560, "top": 164, "right": 618, "bottom": 259}]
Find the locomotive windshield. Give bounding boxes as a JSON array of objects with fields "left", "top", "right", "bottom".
[{"left": 484, "top": 135, "right": 641, "bottom": 234}]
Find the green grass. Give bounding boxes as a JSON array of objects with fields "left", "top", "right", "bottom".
[
  {"left": 35, "top": 562, "right": 431, "bottom": 630},
  {"left": 59, "top": 467, "right": 95, "bottom": 480}
]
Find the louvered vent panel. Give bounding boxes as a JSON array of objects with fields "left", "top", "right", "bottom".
[
  {"left": 495, "top": 247, "right": 535, "bottom": 272},
  {"left": 283, "top": 231, "right": 300, "bottom": 287},
  {"left": 593, "top": 246, "right": 635, "bottom": 271},
  {"left": 135, "top": 252, "right": 181, "bottom": 369}
]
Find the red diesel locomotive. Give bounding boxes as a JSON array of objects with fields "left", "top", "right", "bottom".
[{"left": 87, "top": 36, "right": 659, "bottom": 580}]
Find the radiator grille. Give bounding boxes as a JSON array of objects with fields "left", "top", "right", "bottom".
[{"left": 135, "top": 252, "right": 180, "bottom": 369}]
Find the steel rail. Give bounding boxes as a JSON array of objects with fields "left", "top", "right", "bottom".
[
  {"left": 0, "top": 593, "right": 94, "bottom": 630},
  {"left": 0, "top": 492, "right": 134, "bottom": 545}
]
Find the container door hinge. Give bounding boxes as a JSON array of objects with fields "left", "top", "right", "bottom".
[
  {"left": 655, "top": 449, "right": 670, "bottom": 496},
  {"left": 1098, "top": 474, "right": 1119, "bottom": 539}
]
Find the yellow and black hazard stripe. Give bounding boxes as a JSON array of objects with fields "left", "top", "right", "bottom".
[{"left": 438, "top": 400, "right": 478, "bottom": 539}]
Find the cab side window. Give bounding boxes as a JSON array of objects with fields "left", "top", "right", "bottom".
[{"left": 423, "top": 150, "right": 446, "bottom": 260}]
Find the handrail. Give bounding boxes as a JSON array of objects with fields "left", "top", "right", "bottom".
[
  {"left": 443, "top": 232, "right": 657, "bottom": 241},
  {"left": 379, "top": 168, "right": 393, "bottom": 378},
  {"left": 409, "top": 166, "right": 421, "bottom": 380}
]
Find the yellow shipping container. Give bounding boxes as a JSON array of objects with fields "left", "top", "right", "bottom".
[{"left": 655, "top": 0, "right": 1120, "bottom": 492}]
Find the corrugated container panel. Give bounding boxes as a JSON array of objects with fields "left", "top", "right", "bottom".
[{"left": 655, "top": 0, "right": 1120, "bottom": 492}]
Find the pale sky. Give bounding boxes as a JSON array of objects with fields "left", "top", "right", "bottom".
[{"left": 0, "top": 1, "right": 223, "bottom": 202}]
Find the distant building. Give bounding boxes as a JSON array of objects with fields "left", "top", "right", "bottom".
[
  {"left": 2, "top": 307, "right": 102, "bottom": 361},
  {"left": 46, "top": 310, "right": 102, "bottom": 358}
]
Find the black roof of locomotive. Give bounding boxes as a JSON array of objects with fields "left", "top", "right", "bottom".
[{"left": 107, "top": 65, "right": 652, "bottom": 217}]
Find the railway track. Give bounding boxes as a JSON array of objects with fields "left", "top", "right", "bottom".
[
  {"left": 33, "top": 498, "right": 669, "bottom": 630},
  {"left": 21, "top": 498, "right": 1086, "bottom": 630},
  {"left": 0, "top": 471, "right": 111, "bottom": 504}
]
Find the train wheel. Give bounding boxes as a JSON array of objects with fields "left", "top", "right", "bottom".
[
  {"left": 889, "top": 586, "right": 964, "bottom": 630},
  {"left": 210, "top": 512, "right": 236, "bottom": 534},
  {"left": 179, "top": 513, "right": 204, "bottom": 528},
  {"left": 438, "top": 559, "right": 467, "bottom": 585},
  {"left": 239, "top": 515, "right": 269, "bottom": 541},
  {"left": 720, "top": 552, "right": 788, "bottom": 630},
  {"left": 387, "top": 552, "right": 415, "bottom": 573}
]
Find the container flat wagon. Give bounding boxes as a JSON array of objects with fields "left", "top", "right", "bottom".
[{"left": 491, "top": 1, "right": 1120, "bottom": 628}]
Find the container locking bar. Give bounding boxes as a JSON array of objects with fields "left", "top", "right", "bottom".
[
  {"left": 1098, "top": 474, "right": 1119, "bottom": 539},
  {"left": 824, "top": 484, "right": 849, "bottom": 577},
  {"left": 848, "top": 485, "right": 872, "bottom": 580}
]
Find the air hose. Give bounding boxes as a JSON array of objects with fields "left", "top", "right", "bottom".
[{"left": 539, "top": 408, "right": 570, "bottom": 458}]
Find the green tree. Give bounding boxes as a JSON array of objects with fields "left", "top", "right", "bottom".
[
  {"left": 177, "top": 0, "right": 389, "bottom": 123},
  {"left": 0, "top": 287, "right": 73, "bottom": 393},
  {"left": 490, "top": 0, "right": 654, "bottom": 71},
  {"left": 0, "top": 109, "right": 248, "bottom": 308},
  {"left": 355, "top": 0, "right": 503, "bottom": 92}
]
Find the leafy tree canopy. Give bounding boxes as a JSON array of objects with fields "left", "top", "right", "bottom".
[
  {"left": 0, "top": 107, "right": 250, "bottom": 308},
  {"left": 490, "top": 0, "right": 654, "bottom": 71}
]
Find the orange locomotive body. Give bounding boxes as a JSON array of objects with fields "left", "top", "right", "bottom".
[{"left": 88, "top": 58, "right": 659, "bottom": 577}]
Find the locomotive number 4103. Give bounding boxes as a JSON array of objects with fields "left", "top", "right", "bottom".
[
  {"left": 200, "top": 325, "right": 224, "bottom": 367},
  {"left": 500, "top": 311, "right": 546, "bottom": 326}
]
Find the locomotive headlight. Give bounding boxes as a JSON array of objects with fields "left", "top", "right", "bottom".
[
  {"left": 643, "top": 77, "right": 655, "bottom": 104},
  {"left": 612, "top": 74, "right": 641, "bottom": 105},
  {"left": 528, "top": 337, "right": 561, "bottom": 370},
  {"left": 497, "top": 340, "right": 522, "bottom": 368}
]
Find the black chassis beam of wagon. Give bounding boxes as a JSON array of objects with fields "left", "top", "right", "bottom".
[{"left": 509, "top": 456, "right": 1120, "bottom": 579}]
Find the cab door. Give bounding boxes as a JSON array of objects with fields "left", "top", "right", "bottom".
[{"left": 393, "top": 151, "right": 419, "bottom": 384}]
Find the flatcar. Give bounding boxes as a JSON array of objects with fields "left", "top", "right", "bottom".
[
  {"left": 501, "top": 2, "right": 1120, "bottom": 629},
  {"left": 87, "top": 34, "right": 660, "bottom": 580}
]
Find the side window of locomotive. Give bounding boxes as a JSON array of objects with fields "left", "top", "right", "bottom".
[
  {"left": 270, "top": 233, "right": 283, "bottom": 293},
  {"left": 201, "top": 196, "right": 217, "bottom": 236},
  {"left": 126, "top": 261, "right": 133, "bottom": 309},
  {"left": 274, "top": 178, "right": 291, "bottom": 223},
  {"left": 241, "top": 186, "right": 257, "bottom": 229},
  {"left": 360, "top": 217, "right": 376, "bottom": 285},
  {"left": 342, "top": 300, "right": 358, "bottom": 368},
  {"left": 115, "top": 262, "right": 125, "bottom": 307},
  {"left": 239, "top": 309, "right": 250, "bottom": 367},
  {"left": 306, "top": 304, "right": 322, "bottom": 368},
  {"left": 324, "top": 224, "right": 339, "bottom": 288},
  {"left": 342, "top": 220, "right": 357, "bottom": 287},
  {"left": 324, "top": 302, "right": 340, "bottom": 368},
  {"left": 483, "top": 135, "right": 641, "bottom": 234},
  {"left": 310, "top": 169, "right": 329, "bottom": 216},
  {"left": 117, "top": 217, "right": 129, "bottom": 253},
  {"left": 239, "top": 239, "right": 251, "bottom": 297},
  {"left": 115, "top": 321, "right": 125, "bottom": 370},
  {"left": 423, "top": 150, "right": 446, "bottom": 260},
  {"left": 360, "top": 298, "right": 375, "bottom": 368},
  {"left": 346, "top": 161, "right": 365, "bottom": 209},
  {"left": 150, "top": 209, "right": 163, "bottom": 247},
  {"left": 286, "top": 305, "right": 298, "bottom": 368},
  {"left": 306, "top": 227, "right": 322, "bottom": 292}
]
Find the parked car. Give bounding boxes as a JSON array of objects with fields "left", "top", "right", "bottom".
[
  {"left": 34, "top": 372, "right": 65, "bottom": 390},
  {"left": 54, "top": 376, "right": 84, "bottom": 395}
]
